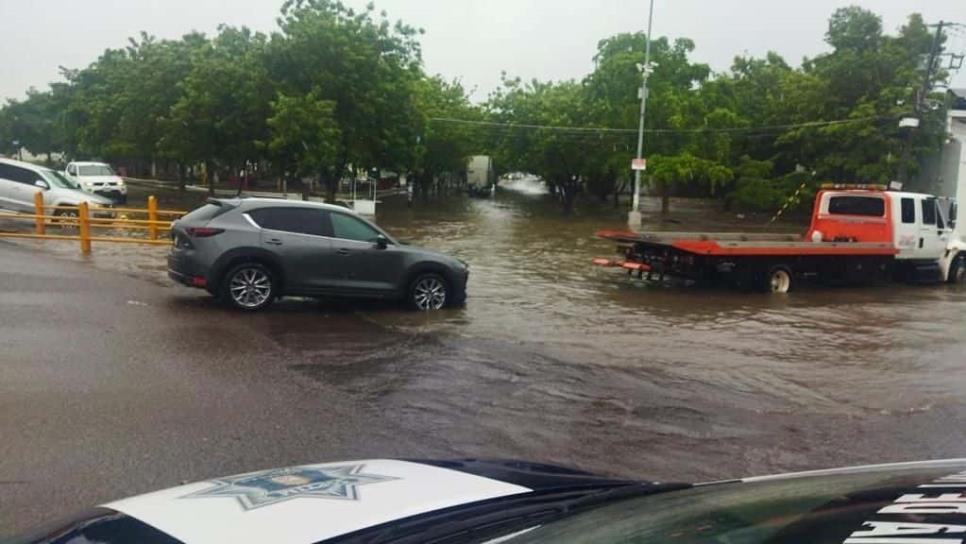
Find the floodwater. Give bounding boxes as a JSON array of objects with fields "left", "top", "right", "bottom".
[{"left": 12, "top": 179, "right": 966, "bottom": 482}]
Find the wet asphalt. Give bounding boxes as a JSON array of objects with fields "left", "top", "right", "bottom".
[{"left": 0, "top": 242, "right": 421, "bottom": 533}]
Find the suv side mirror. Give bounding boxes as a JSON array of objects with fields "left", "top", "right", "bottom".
[
  {"left": 374, "top": 235, "right": 389, "bottom": 250},
  {"left": 34, "top": 179, "right": 50, "bottom": 190}
]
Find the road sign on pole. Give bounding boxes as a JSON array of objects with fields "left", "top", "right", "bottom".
[{"left": 631, "top": 158, "right": 647, "bottom": 171}]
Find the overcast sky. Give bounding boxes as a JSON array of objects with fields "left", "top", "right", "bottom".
[{"left": 1, "top": 0, "right": 964, "bottom": 104}]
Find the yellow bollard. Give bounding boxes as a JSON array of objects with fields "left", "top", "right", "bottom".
[
  {"left": 147, "top": 195, "right": 159, "bottom": 240},
  {"left": 34, "top": 191, "right": 45, "bottom": 235},
  {"left": 78, "top": 201, "right": 92, "bottom": 254}
]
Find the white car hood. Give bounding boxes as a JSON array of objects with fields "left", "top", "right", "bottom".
[{"left": 104, "top": 459, "right": 532, "bottom": 543}]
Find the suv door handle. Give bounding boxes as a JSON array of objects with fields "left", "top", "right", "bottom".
[
  {"left": 265, "top": 238, "right": 283, "bottom": 246},
  {"left": 336, "top": 248, "right": 350, "bottom": 255}
]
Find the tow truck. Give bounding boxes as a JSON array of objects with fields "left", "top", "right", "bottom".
[{"left": 594, "top": 185, "right": 965, "bottom": 292}]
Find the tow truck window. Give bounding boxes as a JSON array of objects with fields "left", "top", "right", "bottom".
[
  {"left": 922, "top": 198, "right": 936, "bottom": 225},
  {"left": 900, "top": 198, "right": 915, "bottom": 223},
  {"left": 828, "top": 196, "right": 884, "bottom": 217}
]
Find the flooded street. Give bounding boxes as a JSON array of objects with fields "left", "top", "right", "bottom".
[
  {"left": 8, "top": 179, "right": 966, "bottom": 485},
  {"left": 337, "top": 181, "right": 966, "bottom": 480}
]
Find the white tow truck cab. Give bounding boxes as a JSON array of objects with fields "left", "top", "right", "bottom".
[
  {"left": 888, "top": 191, "right": 963, "bottom": 281},
  {"left": 65, "top": 161, "right": 127, "bottom": 203}
]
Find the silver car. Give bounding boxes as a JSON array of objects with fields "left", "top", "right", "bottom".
[
  {"left": 167, "top": 197, "right": 469, "bottom": 311},
  {"left": 0, "top": 158, "right": 113, "bottom": 218}
]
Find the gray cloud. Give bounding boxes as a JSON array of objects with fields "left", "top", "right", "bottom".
[{"left": 1, "top": 0, "right": 964, "bottom": 104}]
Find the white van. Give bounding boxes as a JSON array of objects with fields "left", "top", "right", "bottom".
[
  {"left": 65, "top": 161, "right": 128, "bottom": 203},
  {"left": 0, "top": 158, "right": 113, "bottom": 217}
]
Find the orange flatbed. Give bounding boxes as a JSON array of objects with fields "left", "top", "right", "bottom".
[{"left": 595, "top": 230, "right": 898, "bottom": 257}]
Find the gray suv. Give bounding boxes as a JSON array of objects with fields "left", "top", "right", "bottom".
[{"left": 167, "top": 198, "right": 469, "bottom": 311}]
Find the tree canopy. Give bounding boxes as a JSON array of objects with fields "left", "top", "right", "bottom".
[{"left": 0, "top": 4, "right": 955, "bottom": 213}]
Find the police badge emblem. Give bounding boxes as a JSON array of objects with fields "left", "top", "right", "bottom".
[{"left": 181, "top": 464, "right": 399, "bottom": 510}]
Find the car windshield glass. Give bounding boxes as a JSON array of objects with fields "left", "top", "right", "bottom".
[
  {"left": 504, "top": 466, "right": 963, "bottom": 544},
  {"left": 40, "top": 169, "right": 81, "bottom": 190},
  {"left": 77, "top": 164, "right": 115, "bottom": 176}
]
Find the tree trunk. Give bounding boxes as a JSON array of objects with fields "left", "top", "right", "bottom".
[
  {"left": 559, "top": 180, "right": 578, "bottom": 214},
  {"left": 205, "top": 161, "right": 214, "bottom": 196},
  {"left": 660, "top": 179, "right": 670, "bottom": 215},
  {"left": 177, "top": 162, "right": 185, "bottom": 192}
]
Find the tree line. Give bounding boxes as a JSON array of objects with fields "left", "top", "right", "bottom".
[{"left": 0, "top": 1, "right": 954, "bottom": 212}]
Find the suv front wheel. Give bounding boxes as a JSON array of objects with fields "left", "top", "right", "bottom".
[
  {"left": 409, "top": 273, "right": 448, "bottom": 311},
  {"left": 222, "top": 263, "right": 276, "bottom": 311}
]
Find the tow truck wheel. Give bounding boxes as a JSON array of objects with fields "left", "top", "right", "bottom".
[
  {"left": 765, "top": 265, "right": 793, "bottom": 293},
  {"left": 950, "top": 255, "right": 966, "bottom": 284}
]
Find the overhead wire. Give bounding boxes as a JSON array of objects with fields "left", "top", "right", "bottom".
[{"left": 429, "top": 115, "right": 892, "bottom": 137}]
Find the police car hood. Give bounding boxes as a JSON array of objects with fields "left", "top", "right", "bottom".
[{"left": 100, "top": 458, "right": 632, "bottom": 543}]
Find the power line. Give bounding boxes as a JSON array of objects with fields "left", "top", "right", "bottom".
[{"left": 429, "top": 116, "right": 890, "bottom": 135}]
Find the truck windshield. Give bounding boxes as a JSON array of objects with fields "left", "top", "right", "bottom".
[
  {"left": 78, "top": 164, "right": 115, "bottom": 176},
  {"left": 40, "top": 169, "right": 81, "bottom": 190},
  {"left": 828, "top": 196, "right": 884, "bottom": 217}
]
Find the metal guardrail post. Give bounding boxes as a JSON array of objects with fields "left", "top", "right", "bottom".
[
  {"left": 147, "top": 195, "right": 159, "bottom": 240},
  {"left": 78, "top": 202, "right": 92, "bottom": 254},
  {"left": 34, "top": 191, "right": 45, "bottom": 235}
]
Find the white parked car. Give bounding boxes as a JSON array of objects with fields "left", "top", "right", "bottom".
[
  {"left": 65, "top": 161, "right": 128, "bottom": 203},
  {"left": 0, "top": 157, "right": 113, "bottom": 219}
]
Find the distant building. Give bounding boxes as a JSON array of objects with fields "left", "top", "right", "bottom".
[{"left": 913, "top": 89, "right": 966, "bottom": 204}]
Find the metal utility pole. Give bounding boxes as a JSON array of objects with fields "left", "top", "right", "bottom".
[
  {"left": 629, "top": 0, "right": 655, "bottom": 226},
  {"left": 919, "top": 21, "right": 945, "bottom": 113}
]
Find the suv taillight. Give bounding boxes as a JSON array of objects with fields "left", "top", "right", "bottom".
[{"left": 185, "top": 227, "right": 225, "bottom": 238}]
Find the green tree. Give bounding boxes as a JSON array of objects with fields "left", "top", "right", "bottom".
[
  {"left": 267, "top": 90, "right": 341, "bottom": 192},
  {"left": 266, "top": 0, "right": 423, "bottom": 200},
  {"left": 166, "top": 26, "right": 274, "bottom": 191},
  {"left": 410, "top": 76, "right": 478, "bottom": 198}
]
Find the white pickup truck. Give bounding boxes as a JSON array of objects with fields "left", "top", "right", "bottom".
[{"left": 65, "top": 161, "right": 128, "bottom": 203}]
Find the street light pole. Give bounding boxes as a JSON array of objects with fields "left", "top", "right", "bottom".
[{"left": 629, "top": 0, "right": 655, "bottom": 226}]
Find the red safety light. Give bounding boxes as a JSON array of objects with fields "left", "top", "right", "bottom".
[
  {"left": 185, "top": 227, "right": 225, "bottom": 237},
  {"left": 190, "top": 276, "right": 208, "bottom": 287}
]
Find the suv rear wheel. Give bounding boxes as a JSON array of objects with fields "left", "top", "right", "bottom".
[{"left": 222, "top": 263, "right": 276, "bottom": 311}]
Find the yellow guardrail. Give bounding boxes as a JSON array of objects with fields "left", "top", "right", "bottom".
[{"left": 0, "top": 191, "right": 185, "bottom": 254}]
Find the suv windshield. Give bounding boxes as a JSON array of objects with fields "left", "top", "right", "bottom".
[
  {"left": 40, "top": 169, "right": 81, "bottom": 190},
  {"left": 77, "top": 164, "right": 115, "bottom": 176}
]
